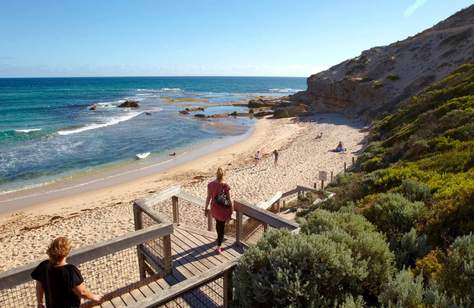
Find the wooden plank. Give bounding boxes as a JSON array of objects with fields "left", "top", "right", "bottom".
[
  {"left": 172, "top": 229, "right": 219, "bottom": 272},
  {"left": 234, "top": 200, "right": 299, "bottom": 230},
  {"left": 100, "top": 301, "right": 115, "bottom": 308},
  {"left": 130, "top": 288, "right": 146, "bottom": 302},
  {"left": 178, "top": 228, "right": 237, "bottom": 264},
  {"left": 0, "top": 223, "right": 173, "bottom": 289},
  {"left": 176, "top": 190, "right": 206, "bottom": 207},
  {"left": 127, "top": 261, "right": 237, "bottom": 308},
  {"left": 139, "top": 285, "right": 155, "bottom": 298},
  {"left": 172, "top": 230, "right": 219, "bottom": 270},
  {"left": 120, "top": 292, "right": 136, "bottom": 306},
  {"left": 256, "top": 192, "right": 282, "bottom": 210},
  {"left": 110, "top": 296, "right": 126, "bottom": 307}
]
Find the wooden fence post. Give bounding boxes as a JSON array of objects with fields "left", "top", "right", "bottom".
[
  {"left": 344, "top": 162, "right": 347, "bottom": 172},
  {"left": 236, "top": 211, "right": 243, "bottom": 245},
  {"left": 223, "top": 269, "right": 233, "bottom": 308},
  {"left": 172, "top": 196, "right": 179, "bottom": 224},
  {"left": 352, "top": 157, "right": 355, "bottom": 165},
  {"left": 321, "top": 180, "right": 325, "bottom": 190},
  {"left": 330, "top": 171, "right": 334, "bottom": 182},
  {"left": 133, "top": 202, "right": 146, "bottom": 279},
  {"left": 162, "top": 235, "right": 172, "bottom": 275}
]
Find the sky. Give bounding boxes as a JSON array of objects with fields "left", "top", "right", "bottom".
[{"left": 0, "top": 0, "right": 472, "bottom": 78}]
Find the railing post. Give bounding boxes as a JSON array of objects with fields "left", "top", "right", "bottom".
[
  {"left": 330, "top": 171, "right": 334, "bottom": 182},
  {"left": 263, "top": 223, "right": 268, "bottom": 232},
  {"left": 172, "top": 196, "right": 179, "bottom": 224},
  {"left": 163, "top": 234, "right": 172, "bottom": 275},
  {"left": 344, "top": 162, "right": 347, "bottom": 172},
  {"left": 223, "top": 268, "right": 234, "bottom": 308},
  {"left": 207, "top": 210, "right": 213, "bottom": 231},
  {"left": 236, "top": 210, "right": 243, "bottom": 245},
  {"left": 133, "top": 202, "right": 146, "bottom": 279}
]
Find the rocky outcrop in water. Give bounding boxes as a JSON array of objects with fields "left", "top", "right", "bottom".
[
  {"left": 118, "top": 100, "right": 140, "bottom": 108},
  {"left": 291, "top": 5, "right": 474, "bottom": 121}
]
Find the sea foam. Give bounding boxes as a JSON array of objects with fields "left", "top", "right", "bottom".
[
  {"left": 14, "top": 128, "right": 42, "bottom": 133},
  {"left": 57, "top": 112, "right": 143, "bottom": 136}
]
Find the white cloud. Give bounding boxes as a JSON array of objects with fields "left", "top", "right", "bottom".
[{"left": 404, "top": 0, "right": 428, "bottom": 17}]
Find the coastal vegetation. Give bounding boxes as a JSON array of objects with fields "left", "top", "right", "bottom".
[{"left": 233, "top": 63, "right": 474, "bottom": 307}]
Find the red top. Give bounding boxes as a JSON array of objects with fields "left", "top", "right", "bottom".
[{"left": 208, "top": 180, "right": 232, "bottom": 222}]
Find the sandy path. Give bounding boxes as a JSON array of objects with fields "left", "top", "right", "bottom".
[{"left": 0, "top": 114, "right": 367, "bottom": 271}]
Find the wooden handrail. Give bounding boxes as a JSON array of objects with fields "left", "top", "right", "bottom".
[
  {"left": 127, "top": 260, "right": 238, "bottom": 308},
  {"left": 234, "top": 200, "right": 299, "bottom": 230},
  {"left": 0, "top": 223, "right": 173, "bottom": 290}
]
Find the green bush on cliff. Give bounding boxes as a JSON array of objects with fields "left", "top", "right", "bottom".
[
  {"left": 233, "top": 210, "right": 394, "bottom": 307},
  {"left": 358, "top": 193, "right": 425, "bottom": 236}
]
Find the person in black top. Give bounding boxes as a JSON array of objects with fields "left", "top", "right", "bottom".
[
  {"left": 273, "top": 149, "right": 279, "bottom": 166},
  {"left": 31, "top": 237, "right": 101, "bottom": 308}
]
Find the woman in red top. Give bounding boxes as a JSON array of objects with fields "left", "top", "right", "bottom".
[{"left": 205, "top": 167, "right": 233, "bottom": 254}]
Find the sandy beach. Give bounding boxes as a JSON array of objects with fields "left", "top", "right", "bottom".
[{"left": 0, "top": 114, "right": 367, "bottom": 271}]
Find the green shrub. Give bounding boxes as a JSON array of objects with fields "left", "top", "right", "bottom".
[
  {"left": 378, "top": 269, "right": 425, "bottom": 308},
  {"left": 436, "top": 234, "right": 474, "bottom": 303},
  {"left": 302, "top": 210, "right": 395, "bottom": 301},
  {"left": 392, "top": 228, "right": 431, "bottom": 268},
  {"left": 414, "top": 249, "right": 444, "bottom": 282},
  {"left": 398, "top": 179, "right": 431, "bottom": 202},
  {"left": 358, "top": 193, "right": 425, "bottom": 236},
  {"left": 233, "top": 230, "right": 370, "bottom": 307}
]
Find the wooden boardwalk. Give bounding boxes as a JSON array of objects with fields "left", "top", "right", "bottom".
[{"left": 97, "top": 226, "right": 244, "bottom": 308}]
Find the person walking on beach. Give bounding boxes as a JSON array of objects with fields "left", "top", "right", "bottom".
[
  {"left": 273, "top": 149, "right": 279, "bottom": 166},
  {"left": 32, "top": 237, "right": 101, "bottom": 308},
  {"left": 205, "top": 167, "right": 233, "bottom": 254},
  {"left": 255, "top": 150, "right": 261, "bottom": 165}
]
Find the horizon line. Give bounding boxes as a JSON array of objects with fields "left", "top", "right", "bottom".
[{"left": 0, "top": 75, "right": 308, "bottom": 79}]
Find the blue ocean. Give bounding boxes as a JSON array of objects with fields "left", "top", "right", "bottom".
[{"left": 0, "top": 77, "right": 305, "bottom": 193}]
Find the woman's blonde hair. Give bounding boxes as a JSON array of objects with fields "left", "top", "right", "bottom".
[
  {"left": 47, "top": 237, "right": 72, "bottom": 264},
  {"left": 216, "top": 167, "right": 224, "bottom": 182}
]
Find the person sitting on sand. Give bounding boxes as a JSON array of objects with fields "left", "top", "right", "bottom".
[
  {"left": 32, "top": 237, "right": 101, "bottom": 308},
  {"left": 315, "top": 132, "right": 323, "bottom": 139},
  {"left": 335, "top": 141, "right": 346, "bottom": 153},
  {"left": 204, "top": 168, "right": 233, "bottom": 254}
]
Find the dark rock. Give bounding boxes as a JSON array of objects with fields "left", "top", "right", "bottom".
[
  {"left": 145, "top": 112, "right": 152, "bottom": 115},
  {"left": 118, "top": 100, "right": 140, "bottom": 108},
  {"left": 194, "top": 113, "right": 207, "bottom": 118},
  {"left": 89, "top": 105, "right": 96, "bottom": 111},
  {"left": 254, "top": 111, "right": 274, "bottom": 118}
]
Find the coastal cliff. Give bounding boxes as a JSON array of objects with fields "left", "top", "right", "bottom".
[{"left": 291, "top": 5, "right": 474, "bottom": 120}]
